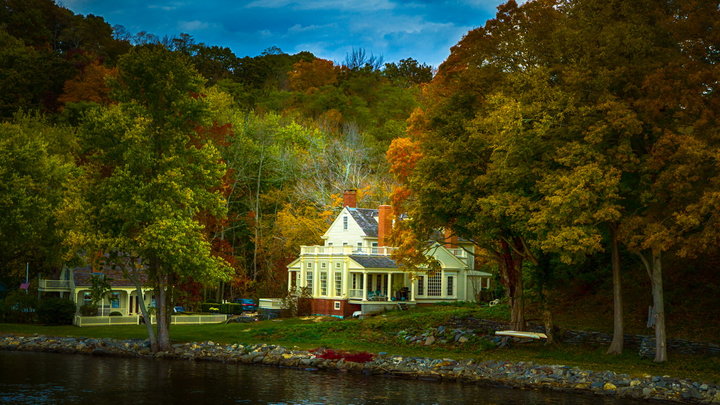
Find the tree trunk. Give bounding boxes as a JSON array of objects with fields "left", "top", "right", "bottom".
[
  {"left": 509, "top": 275, "right": 525, "bottom": 331},
  {"left": 607, "top": 224, "right": 624, "bottom": 354},
  {"left": 126, "top": 259, "right": 157, "bottom": 352},
  {"left": 132, "top": 280, "right": 157, "bottom": 352},
  {"left": 156, "top": 278, "right": 171, "bottom": 351},
  {"left": 543, "top": 306, "right": 554, "bottom": 344},
  {"left": 252, "top": 150, "right": 265, "bottom": 282},
  {"left": 498, "top": 239, "right": 525, "bottom": 331},
  {"left": 651, "top": 248, "right": 667, "bottom": 362}
]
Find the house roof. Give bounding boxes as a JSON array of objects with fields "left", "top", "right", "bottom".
[
  {"left": 72, "top": 266, "right": 148, "bottom": 287},
  {"left": 349, "top": 255, "right": 398, "bottom": 269},
  {"left": 347, "top": 208, "right": 378, "bottom": 237}
]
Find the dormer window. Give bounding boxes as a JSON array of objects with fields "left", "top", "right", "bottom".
[{"left": 343, "top": 216, "right": 348, "bottom": 230}]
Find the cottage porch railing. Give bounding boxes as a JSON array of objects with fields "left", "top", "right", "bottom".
[
  {"left": 149, "top": 314, "right": 228, "bottom": 325},
  {"left": 300, "top": 246, "right": 395, "bottom": 256},
  {"left": 74, "top": 315, "right": 139, "bottom": 327},
  {"left": 38, "top": 279, "right": 71, "bottom": 290}
]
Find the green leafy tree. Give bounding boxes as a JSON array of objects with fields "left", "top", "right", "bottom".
[
  {"left": 383, "top": 58, "right": 433, "bottom": 87},
  {"left": 0, "top": 114, "right": 76, "bottom": 277},
  {"left": 88, "top": 273, "right": 113, "bottom": 315},
  {"left": 68, "top": 45, "right": 232, "bottom": 351}
]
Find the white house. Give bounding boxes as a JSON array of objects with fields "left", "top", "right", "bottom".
[
  {"left": 286, "top": 190, "right": 493, "bottom": 317},
  {"left": 38, "top": 265, "right": 155, "bottom": 322}
]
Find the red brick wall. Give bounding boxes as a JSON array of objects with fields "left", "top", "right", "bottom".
[{"left": 310, "top": 298, "right": 361, "bottom": 318}]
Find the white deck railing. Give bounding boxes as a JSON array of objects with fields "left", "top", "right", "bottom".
[
  {"left": 348, "top": 289, "right": 363, "bottom": 298},
  {"left": 74, "top": 315, "right": 139, "bottom": 327},
  {"left": 300, "top": 246, "right": 395, "bottom": 256},
  {"left": 38, "top": 279, "right": 71, "bottom": 290},
  {"left": 150, "top": 314, "right": 228, "bottom": 325}
]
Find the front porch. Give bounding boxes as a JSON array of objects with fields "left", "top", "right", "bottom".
[
  {"left": 74, "top": 288, "right": 152, "bottom": 317},
  {"left": 347, "top": 271, "right": 416, "bottom": 302}
]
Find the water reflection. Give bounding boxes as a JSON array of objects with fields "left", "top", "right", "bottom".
[{"left": 0, "top": 351, "right": 650, "bottom": 404}]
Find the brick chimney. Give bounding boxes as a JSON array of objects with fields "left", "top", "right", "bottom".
[
  {"left": 377, "top": 205, "right": 392, "bottom": 247},
  {"left": 444, "top": 228, "right": 458, "bottom": 248},
  {"left": 343, "top": 189, "right": 357, "bottom": 208}
]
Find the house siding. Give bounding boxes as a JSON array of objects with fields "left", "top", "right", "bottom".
[{"left": 310, "top": 298, "right": 360, "bottom": 318}]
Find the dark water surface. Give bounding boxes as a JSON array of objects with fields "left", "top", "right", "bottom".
[{"left": 0, "top": 351, "right": 653, "bottom": 404}]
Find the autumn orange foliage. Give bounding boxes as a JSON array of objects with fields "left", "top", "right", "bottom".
[
  {"left": 288, "top": 58, "right": 339, "bottom": 93},
  {"left": 58, "top": 60, "right": 116, "bottom": 107}
]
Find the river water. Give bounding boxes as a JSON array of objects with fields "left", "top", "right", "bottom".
[{"left": 0, "top": 351, "right": 653, "bottom": 404}]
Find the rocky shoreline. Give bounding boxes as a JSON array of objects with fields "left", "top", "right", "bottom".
[{"left": 1, "top": 334, "right": 719, "bottom": 404}]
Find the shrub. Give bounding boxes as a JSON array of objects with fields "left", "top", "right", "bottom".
[
  {"left": 0, "top": 291, "right": 38, "bottom": 323},
  {"left": 222, "top": 303, "right": 244, "bottom": 314},
  {"left": 109, "top": 311, "right": 122, "bottom": 316},
  {"left": 311, "top": 348, "right": 374, "bottom": 363},
  {"left": 37, "top": 298, "right": 76, "bottom": 325},
  {"left": 79, "top": 303, "right": 98, "bottom": 316}
]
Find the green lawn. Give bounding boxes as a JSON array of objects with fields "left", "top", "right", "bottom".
[{"left": 2, "top": 304, "right": 718, "bottom": 384}]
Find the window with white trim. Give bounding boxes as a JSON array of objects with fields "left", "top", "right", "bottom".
[
  {"left": 321, "top": 262, "right": 327, "bottom": 268},
  {"left": 428, "top": 273, "right": 442, "bottom": 297},
  {"left": 335, "top": 262, "right": 341, "bottom": 269},
  {"left": 307, "top": 262, "right": 312, "bottom": 268},
  {"left": 343, "top": 216, "right": 348, "bottom": 230},
  {"left": 334, "top": 301, "right": 341, "bottom": 310},
  {"left": 417, "top": 276, "right": 424, "bottom": 295},
  {"left": 320, "top": 272, "right": 328, "bottom": 295},
  {"left": 306, "top": 271, "right": 314, "bottom": 294},
  {"left": 335, "top": 272, "right": 342, "bottom": 296},
  {"left": 447, "top": 275, "right": 454, "bottom": 296}
]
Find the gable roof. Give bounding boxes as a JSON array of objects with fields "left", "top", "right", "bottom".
[
  {"left": 349, "top": 255, "right": 397, "bottom": 268},
  {"left": 347, "top": 208, "right": 378, "bottom": 237},
  {"left": 72, "top": 266, "right": 148, "bottom": 287}
]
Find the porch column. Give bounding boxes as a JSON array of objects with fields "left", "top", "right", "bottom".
[
  {"left": 288, "top": 271, "right": 293, "bottom": 292},
  {"left": 387, "top": 273, "right": 392, "bottom": 301},
  {"left": 410, "top": 275, "right": 416, "bottom": 301},
  {"left": 362, "top": 271, "right": 368, "bottom": 301},
  {"left": 341, "top": 264, "right": 347, "bottom": 297}
]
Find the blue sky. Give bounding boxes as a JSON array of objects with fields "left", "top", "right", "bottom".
[{"left": 60, "top": 0, "right": 506, "bottom": 67}]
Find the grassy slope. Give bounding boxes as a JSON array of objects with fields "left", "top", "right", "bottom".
[{"left": 2, "top": 304, "right": 719, "bottom": 384}]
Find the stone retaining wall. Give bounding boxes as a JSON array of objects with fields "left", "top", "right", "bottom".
[{"left": 1, "top": 334, "right": 718, "bottom": 404}]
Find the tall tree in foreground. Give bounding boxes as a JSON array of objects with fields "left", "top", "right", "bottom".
[{"left": 69, "top": 45, "right": 232, "bottom": 351}]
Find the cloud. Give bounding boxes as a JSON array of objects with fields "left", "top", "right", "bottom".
[
  {"left": 288, "top": 23, "right": 337, "bottom": 34},
  {"left": 178, "top": 20, "right": 212, "bottom": 31},
  {"left": 149, "top": 5, "right": 178, "bottom": 11},
  {"left": 246, "top": 0, "right": 394, "bottom": 12}
]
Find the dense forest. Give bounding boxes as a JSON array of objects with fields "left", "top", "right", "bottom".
[
  {"left": 1, "top": 0, "right": 719, "bottom": 359},
  {"left": 0, "top": 0, "right": 431, "bottom": 296}
]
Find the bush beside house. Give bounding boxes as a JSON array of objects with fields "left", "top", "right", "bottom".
[{"left": 37, "top": 298, "right": 76, "bottom": 325}]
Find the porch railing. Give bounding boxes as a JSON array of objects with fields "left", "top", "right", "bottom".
[
  {"left": 300, "top": 246, "right": 395, "bottom": 256},
  {"left": 38, "top": 279, "right": 71, "bottom": 290},
  {"left": 74, "top": 315, "right": 139, "bottom": 327},
  {"left": 348, "top": 289, "right": 363, "bottom": 298},
  {"left": 149, "top": 314, "right": 228, "bottom": 325}
]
